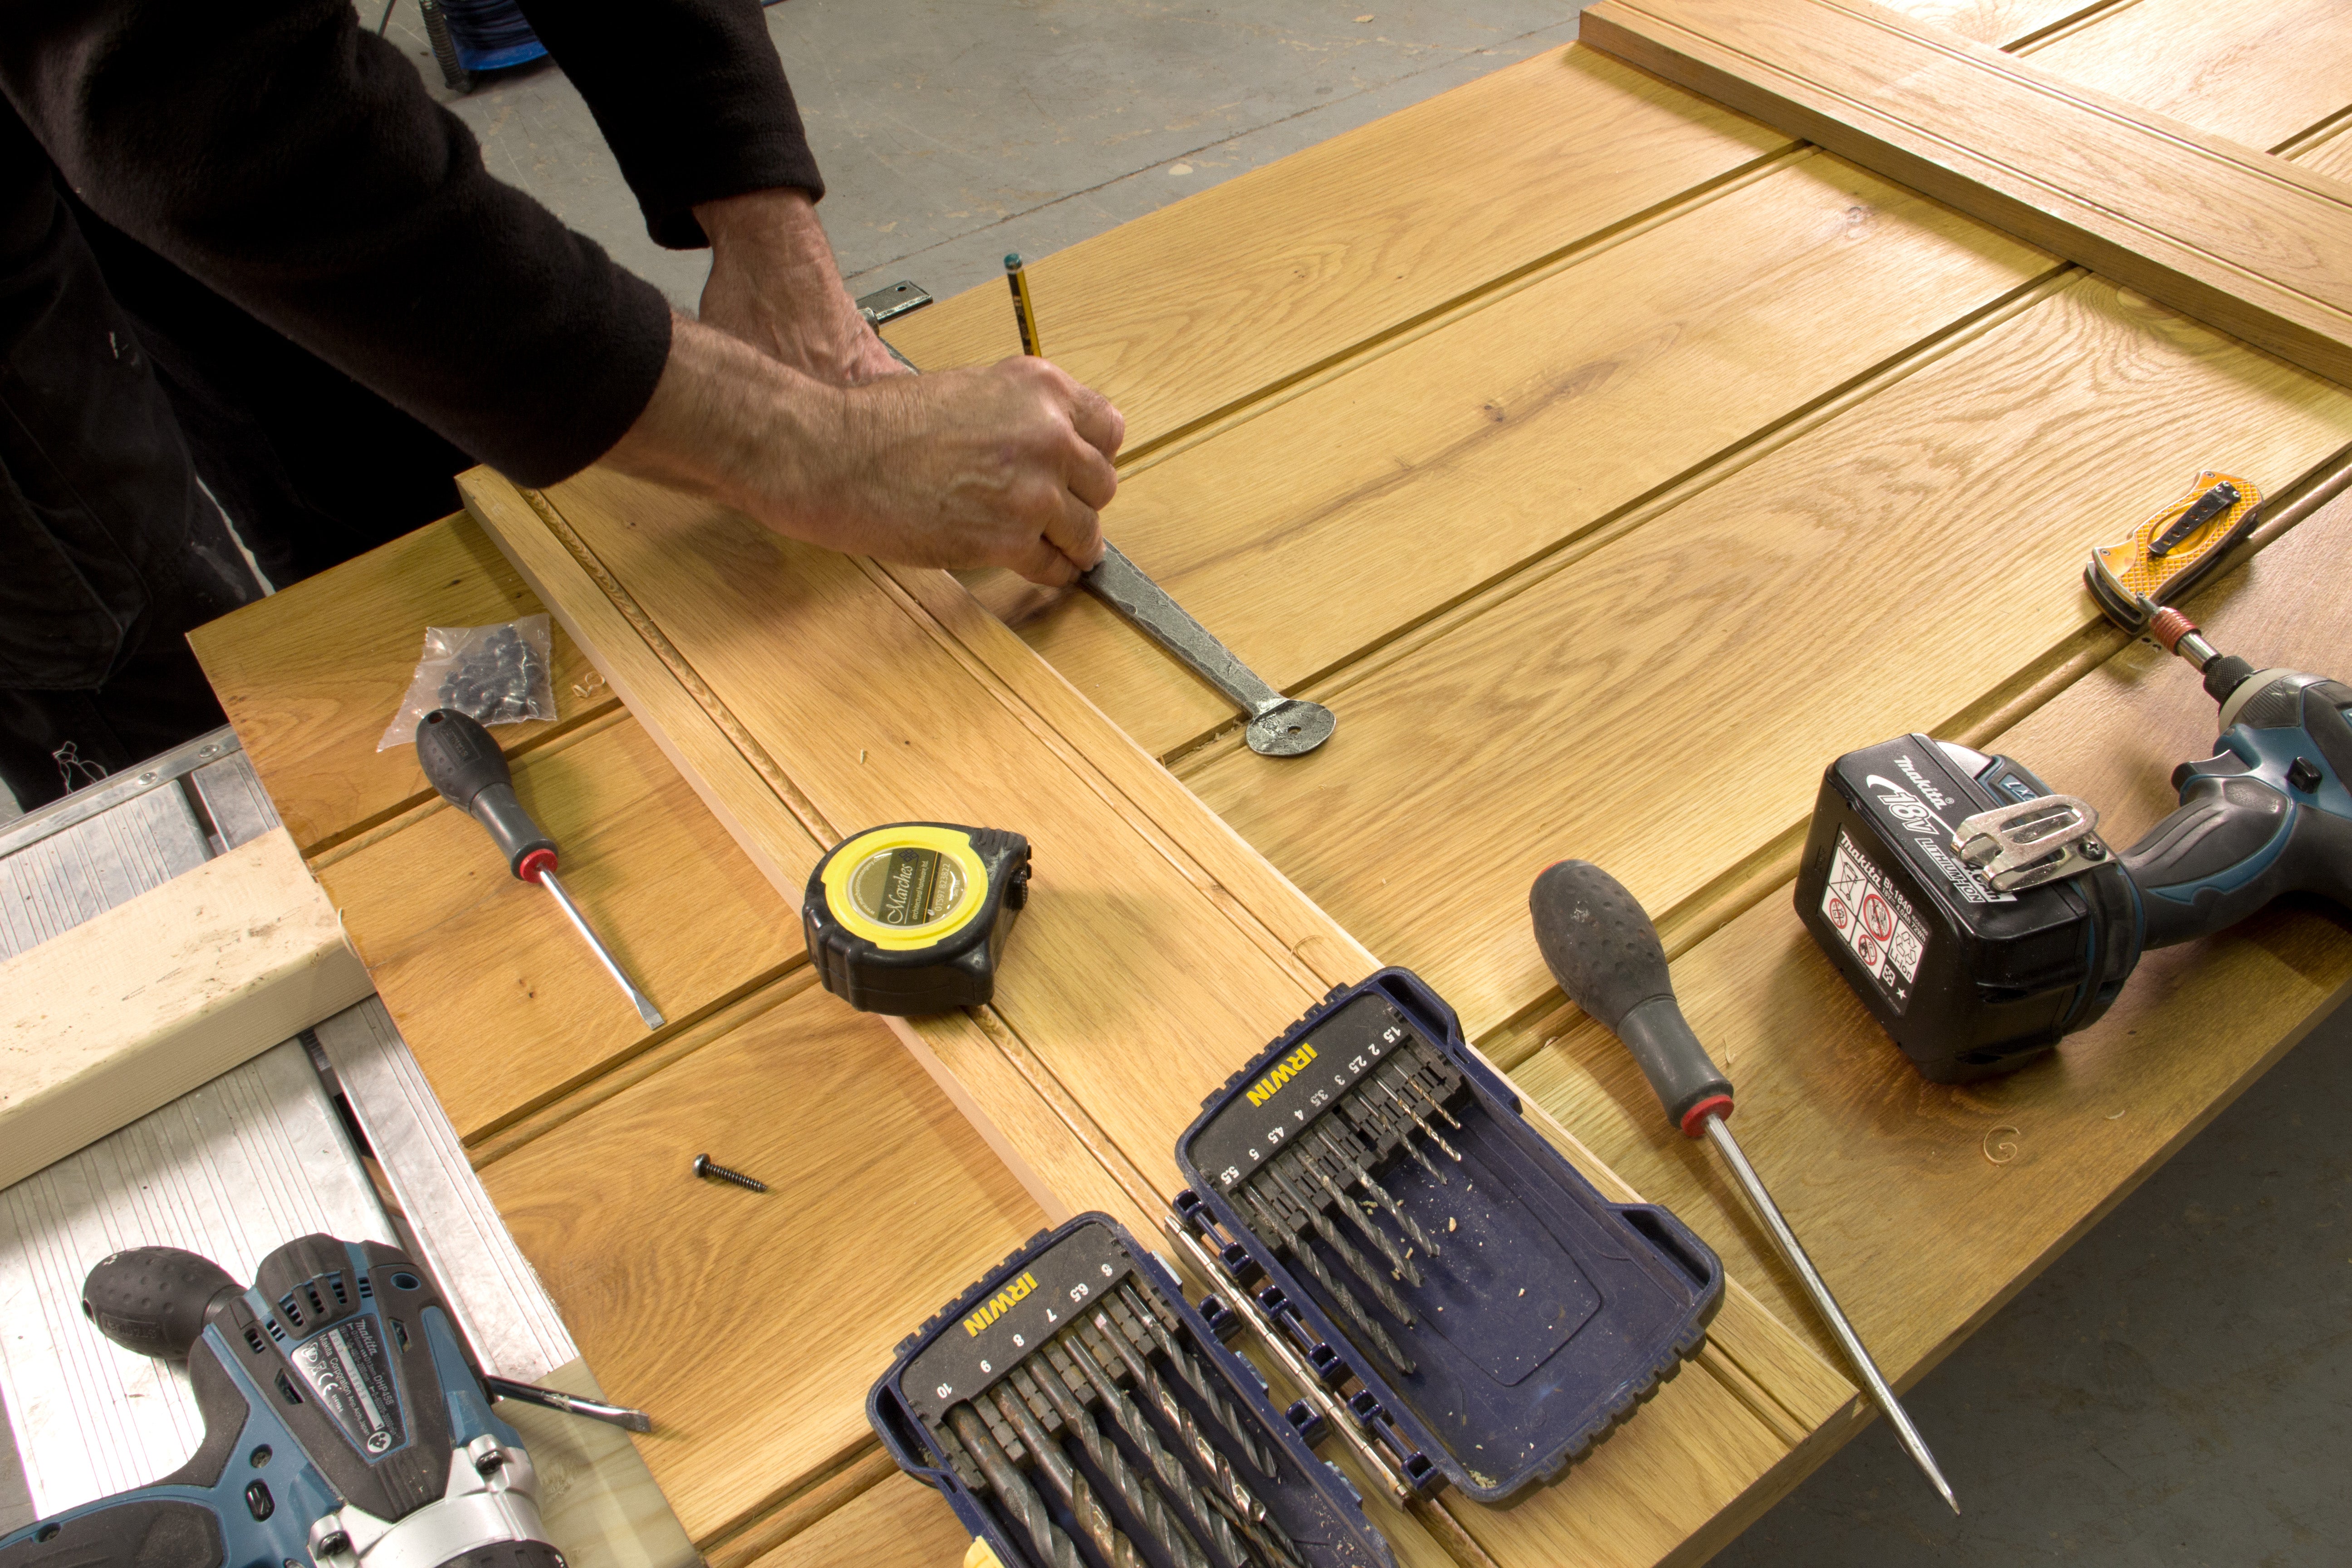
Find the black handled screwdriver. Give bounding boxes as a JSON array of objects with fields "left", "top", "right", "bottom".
[
  {"left": 1530, "top": 859, "right": 1956, "bottom": 1514},
  {"left": 416, "top": 708, "right": 664, "bottom": 1029}
]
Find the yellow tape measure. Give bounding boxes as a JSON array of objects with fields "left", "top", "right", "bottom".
[{"left": 802, "top": 823, "right": 1030, "bottom": 1014}]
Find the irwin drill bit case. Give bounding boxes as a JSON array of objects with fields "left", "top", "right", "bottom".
[
  {"left": 1175, "top": 969, "right": 1723, "bottom": 1502},
  {"left": 869, "top": 1212, "right": 1397, "bottom": 1568}
]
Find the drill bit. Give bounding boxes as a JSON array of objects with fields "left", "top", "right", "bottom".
[
  {"left": 1378, "top": 1078, "right": 1459, "bottom": 1162},
  {"left": 1292, "top": 1147, "right": 1421, "bottom": 1285},
  {"left": 995, "top": 1377, "right": 1142, "bottom": 1568},
  {"left": 1262, "top": 1161, "right": 1418, "bottom": 1325},
  {"left": 1066, "top": 1329, "right": 1254, "bottom": 1568},
  {"left": 1400, "top": 1050, "right": 1465, "bottom": 1130},
  {"left": 1093, "top": 1311, "right": 1308, "bottom": 1568},
  {"left": 1117, "top": 1284, "right": 1282, "bottom": 1480},
  {"left": 1315, "top": 1127, "right": 1437, "bottom": 1256},
  {"left": 1039, "top": 1344, "right": 1210, "bottom": 1568},
  {"left": 1348, "top": 1093, "right": 1446, "bottom": 1186},
  {"left": 1241, "top": 1187, "right": 1416, "bottom": 1376},
  {"left": 947, "top": 1403, "right": 1082, "bottom": 1568}
]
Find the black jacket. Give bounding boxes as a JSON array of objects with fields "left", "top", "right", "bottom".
[{"left": 0, "top": 0, "right": 824, "bottom": 486}]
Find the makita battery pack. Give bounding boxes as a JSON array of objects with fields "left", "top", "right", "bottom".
[{"left": 1796, "top": 735, "right": 2140, "bottom": 1083}]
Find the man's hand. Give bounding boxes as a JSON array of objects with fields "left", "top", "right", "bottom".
[
  {"left": 693, "top": 188, "right": 906, "bottom": 385},
  {"left": 604, "top": 314, "right": 1124, "bottom": 586}
]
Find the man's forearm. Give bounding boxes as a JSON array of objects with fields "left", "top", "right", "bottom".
[
  {"left": 603, "top": 310, "right": 838, "bottom": 518},
  {"left": 602, "top": 311, "right": 1125, "bottom": 586}
]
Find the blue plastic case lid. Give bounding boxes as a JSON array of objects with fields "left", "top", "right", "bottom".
[{"left": 1173, "top": 968, "right": 1723, "bottom": 1502}]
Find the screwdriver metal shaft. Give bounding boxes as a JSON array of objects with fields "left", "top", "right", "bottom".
[
  {"left": 416, "top": 707, "right": 664, "bottom": 1030},
  {"left": 1701, "top": 1116, "right": 1957, "bottom": 1512},
  {"left": 536, "top": 867, "right": 666, "bottom": 1029}
]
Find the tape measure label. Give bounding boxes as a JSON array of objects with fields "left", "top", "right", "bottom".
[{"left": 849, "top": 846, "right": 967, "bottom": 927}]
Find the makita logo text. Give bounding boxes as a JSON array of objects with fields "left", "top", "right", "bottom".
[
  {"left": 1246, "top": 1043, "right": 1317, "bottom": 1106},
  {"left": 963, "top": 1272, "right": 1037, "bottom": 1337},
  {"left": 1891, "top": 754, "right": 1953, "bottom": 810}
]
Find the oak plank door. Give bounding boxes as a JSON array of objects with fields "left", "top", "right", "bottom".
[{"left": 1576, "top": 0, "right": 2352, "bottom": 385}]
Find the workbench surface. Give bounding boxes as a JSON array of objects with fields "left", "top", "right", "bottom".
[{"left": 192, "top": 3, "right": 2352, "bottom": 1562}]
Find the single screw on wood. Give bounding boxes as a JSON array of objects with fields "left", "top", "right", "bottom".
[{"left": 692, "top": 1154, "right": 767, "bottom": 1192}]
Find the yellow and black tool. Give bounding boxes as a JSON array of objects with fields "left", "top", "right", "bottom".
[
  {"left": 802, "top": 823, "right": 1031, "bottom": 1015},
  {"left": 2085, "top": 468, "right": 2261, "bottom": 629}
]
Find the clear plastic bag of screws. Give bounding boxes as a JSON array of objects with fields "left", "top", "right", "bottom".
[{"left": 377, "top": 617, "right": 555, "bottom": 750}]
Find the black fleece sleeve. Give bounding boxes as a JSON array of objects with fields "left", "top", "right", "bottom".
[
  {"left": 514, "top": 0, "right": 826, "bottom": 250},
  {"left": 0, "top": 0, "right": 672, "bottom": 487}
]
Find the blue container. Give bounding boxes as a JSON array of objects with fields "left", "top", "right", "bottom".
[
  {"left": 870, "top": 1214, "right": 1396, "bottom": 1568},
  {"left": 439, "top": 0, "right": 546, "bottom": 73},
  {"left": 1174, "top": 968, "right": 1724, "bottom": 1502}
]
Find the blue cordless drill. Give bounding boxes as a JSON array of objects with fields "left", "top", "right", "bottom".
[
  {"left": 0, "top": 1236, "right": 562, "bottom": 1568},
  {"left": 1797, "top": 605, "right": 2352, "bottom": 1082}
]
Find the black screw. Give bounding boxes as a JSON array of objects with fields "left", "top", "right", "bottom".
[{"left": 692, "top": 1154, "right": 768, "bottom": 1192}]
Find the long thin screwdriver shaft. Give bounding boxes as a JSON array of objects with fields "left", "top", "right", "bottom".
[
  {"left": 995, "top": 1381, "right": 1141, "bottom": 1568},
  {"left": 1093, "top": 1313, "right": 1305, "bottom": 1568},
  {"left": 536, "top": 868, "right": 665, "bottom": 1029},
  {"left": 1039, "top": 1347, "right": 1210, "bottom": 1568},
  {"left": 1264, "top": 1164, "right": 1417, "bottom": 1324},
  {"left": 1066, "top": 1331, "right": 1252, "bottom": 1568},
  {"left": 1317, "top": 1128, "right": 1437, "bottom": 1255},
  {"left": 947, "top": 1405, "right": 1082, "bottom": 1568},
  {"left": 1241, "top": 1189, "right": 1415, "bottom": 1375},
  {"left": 1119, "top": 1284, "right": 1281, "bottom": 1480},
  {"left": 1295, "top": 1149, "right": 1421, "bottom": 1284},
  {"left": 1703, "top": 1116, "right": 1958, "bottom": 1514}
]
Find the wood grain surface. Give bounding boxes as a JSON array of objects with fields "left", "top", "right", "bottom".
[
  {"left": 965, "top": 150, "right": 2053, "bottom": 761},
  {"left": 884, "top": 46, "right": 1785, "bottom": 454},
  {"left": 738, "top": 1475, "right": 976, "bottom": 1568},
  {"left": 463, "top": 460, "right": 1864, "bottom": 1568},
  {"left": 2020, "top": 0, "right": 2352, "bottom": 152},
  {"left": 1578, "top": 0, "right": 2352, "bottom": 386},
  {"left": 880, "top": 0, "right": 2125, "bottom": 453},
  {"left": 190, "top": 515, "right": 616, "bottom": 855},
  {"left": 316, "top": 713, "right": 804, "bottom": 1140},
  {"left": 0, "top": 828, "right": 369, "bottom": 1188},
  {"left": 475, "top": 978, "right": 1046, "bottom": 1544},
  {"left": 1507, "top": 487, "right": 2352, "bottom": 1385},
  {"left": 1187, "top": 272, "right": 2352, "bottom": 1044}
]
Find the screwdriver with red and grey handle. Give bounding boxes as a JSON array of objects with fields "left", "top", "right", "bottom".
[
  {"left": 1529, "top": 859, "right": 1957, "bottom": 1514},
  {"left": 416, "top": 707, "right": 665, "bottom": 1029}
]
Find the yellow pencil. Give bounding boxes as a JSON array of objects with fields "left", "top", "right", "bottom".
[{"left": 1004, "top": 253, "right": 1044, "bottom": 358}]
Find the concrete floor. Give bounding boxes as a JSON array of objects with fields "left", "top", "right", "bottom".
[{"left": 4, "top": 4, "right": 2345, "bottom": 1562}]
